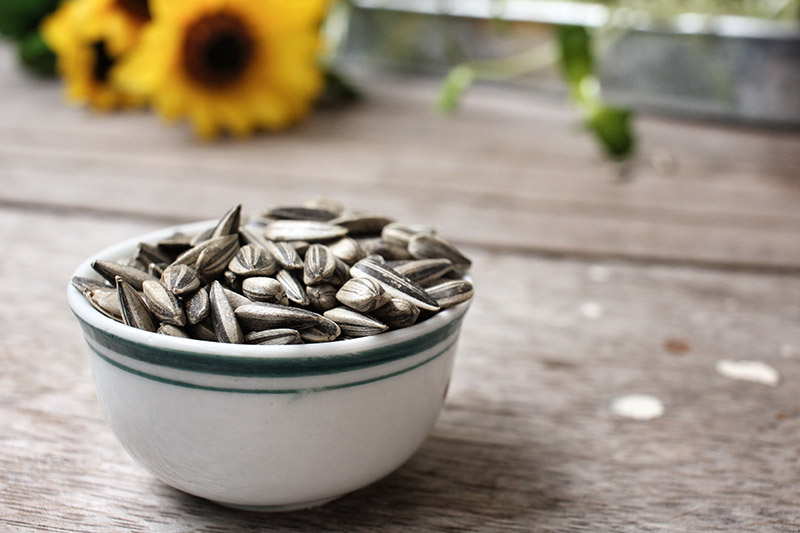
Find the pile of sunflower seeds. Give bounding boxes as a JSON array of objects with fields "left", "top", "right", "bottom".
[{"left": 72, "top": 199, "right": 474, "bottom": 345}]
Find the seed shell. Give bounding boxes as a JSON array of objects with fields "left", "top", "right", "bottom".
[
  {"left": 210, "top": 204, "right": 242, "bottom": 239},
  {"left": 137, "top": 242, "right": 172, "bottom": 266},
  {"left": 116, "top": 277, "right": 157, "bottom": 332},
  {"left": 336, "top": 277, "right": 391, "bottom": 313},
  {"left": 299, "top": 317, "right": 341, "bottom": 343},
  {"left": 381, "top": 222, "right": 435, "bottom": 248},
  {"left": 92, "top": 260, "right": 158, "bottom": 291},
  {"left": 350, "top": 258, "right": 440, "bottom": 312},
  {"left": 185, "top": 286, "right": 210, "bottom": 324},
  {"left": 408, "top": 234, "right": 471, "bottom": 270},
  {"left": 242, "top": 277, "right": 288, "bottom": 305},
  {"left": 244, "top": 329, "right": 302, "bottom": 345},
  {"left": 276, "top": 269, "right": 309, "bottom": 306},
  {"left": 222, "top": 287, "right": 254, "bottom": 310},
  {"left": 158, "top": 324, "right": 190, "bottom": 338},
  {"left": 371, "top": 298, "right": 420, "bottom": 329},
  {"left": 329, "top": 214, "right": 392, "bottom": 235},
  {"left": 425, "top": 279, "right": 474, "bottom": 309},
  {"left": 303, "top": 244, "right": 337, "bottom": 285},
  {"left": 72, "top": 276, "right": 109, "bottom": 293},
  {"left": 264, "top": 206, "right": 338, "bottom": 221},
  {"left": 195, "top": 234, "right": 240, "bottom": 281},
  {"left": 160, "top": 264, "right": 201, "bottom": 296},
  {"left": 327, "top": 237, "right": 364, "bottom": 265},
  {"left": 263, "top": 220, "right": 347, "bottom": 242},
  {"left": 264, "top": 240, "right": 304, "bottom": 270},
  {"left": 393, "top": 258, "right": 453, "bottom": 285},
  {"left": 323, "top": 307, "right": 388, "bottom": 338},
  {"left": 209, "top": 281, "right": 243, "bottom": 344},
  {"left": 143, "top": 280, "right": 186, "bottom": 326},
  {"left": 235, "top": 303, "right": 324, "bottom": 331},
  {"left": 306, "top": 283, "right": 338, "bottom": 313},
  {"left": 84, "top": 287, "right": 123, "bottom": 321},
  {"left": 228, "top": 244, "right": 277, "bottom": 277}
]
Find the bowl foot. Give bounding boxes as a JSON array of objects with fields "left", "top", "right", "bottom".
[{"left": 216, "top": 495, "right": 340, "bottom": 513}]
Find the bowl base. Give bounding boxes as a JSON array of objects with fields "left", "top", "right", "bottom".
[{"left": 216, "top": 495, "right": 340, "bottom": 513}]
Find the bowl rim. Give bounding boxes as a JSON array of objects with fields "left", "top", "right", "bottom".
[{"left": 68, "top": 219, "right": 471, "bottom": 373}]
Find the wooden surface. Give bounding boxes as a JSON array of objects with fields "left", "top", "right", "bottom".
[{"left": 2, "top": 44, "right": 800, "bottom": 531}]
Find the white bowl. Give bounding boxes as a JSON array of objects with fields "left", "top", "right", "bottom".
[{"left": 68, "top": 221, "right": 471, "bottom": 511}]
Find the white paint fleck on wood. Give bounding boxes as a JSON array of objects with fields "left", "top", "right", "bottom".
[
  {"left": 715, "top": 360, "right": 780, "bottom": 387},
  {"left": 610, "top": 394, "right": 665, "bottom": 421}
]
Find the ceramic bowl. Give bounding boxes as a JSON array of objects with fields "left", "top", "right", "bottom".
[{"left": 68, "top": 221, "right": 471, "bottom": 511}]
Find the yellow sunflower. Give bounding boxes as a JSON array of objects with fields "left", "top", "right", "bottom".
[
  {"left": 42, "top": 0, "right": 150, "bottom": 110},
  {"left": 114, "top": 0, "right": 329, "bottom": 138}
]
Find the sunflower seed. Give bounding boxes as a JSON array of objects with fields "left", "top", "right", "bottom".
[
  {"left": 209, "top": 281, "right": 242, "bottom": 343},
  {"left": 185, "top": 286, "right": 210, "bottom": 324},
  {"left": 235, "top": 303, "right": 324, "bottom": 331},
  {"left": 160, "top": 264, "right": 201, "bottom": 296},
  {"left": 336, "top": 277, "right": 391, "bottom": 313},
  {"left": 157, "top": 233, "right": 193, "bottom": 256},
  {"left": 264, "top": 240, "right": 303, "bottom": 270},
  {"left": 328, "top": 257, "right": 350, "bottom": 287},
  {"left": 306, "top": 283, "right": 338, "bottom": 313},
  {"left": 121, "top": 254, "right": 147, "bottom": 270},
  {"left": 147, "top": 262, "right": 165, "bottom": 278},
  {"left": 222, "top": 287, "right": 253, "bottom": 310},
  {"left": 425, "top": 279, "right": 474, "bottom": 309},
  {"left": 72, "top": 276, "right": 109, "bottom": 293},
  {"left": 187, "top": 320, "right": 217, "bottom": 342},
  {"left": 190, "top": 227, "right": 215, "bottom": 246},
  {"left": 238, "top": 225, "right": 272, "bottom": 251},
  {"left": 381, "top": 222, "right": 435, "bottom": 248},
  {"left": 92, "top": 260, "right": 158, "bottom": 291},
  {"left": 244, "top": 329, "right": 302, "bottom": 345},
  {"left": 364, "top": 253, "right": 386, "bottom": 265},
  {"left": 172, "top": 234, "right": 234, "bottom": 268},
  {"left": 329, "top": 214, "right": 392, "bottom": 235},
  {"left": 223, "top": 270, "right": 242, "bottom": 292},
  {"left": 276, "top": 269, "right": 309, "bottom": 306},
  {"left": 158, "top": 324, "right": 190, "bottom": 338},
  {"left": 228, "top": 244, "right": 277, "bottom": 277},
  {"left": 195, "top": 234, "right": 239, "bottom": 281},
  {"left": 303, "top": 196, "right": 345, "bottom": 215},
  {"left": 117, "top": 277, "right": 157, "bottom": 332},
  {"left": 350, "top": 258, "right": 440, "bottom": 312},
  {"left": 299, "top": 317, "right": 341, "bottom": 343},
  {"left": 303, "top": 244, "right": 336, "bottom": 285},
  {"left": 211, "top": 204, "right": 241, "bottom": 239},
  {"left": 371, "top": 298, "right": 420, "bottom": 329},
  {"left": 263, "top": 220, "right": 347, "bottom": 242},
  {"left": 242, "top": 277, "right": 288, "bottom": 305},
  {"left": 365, "top": 239, "right": 411, "bottom": 260},
  {"left": 323, "top": 307, "right": 388, "bottom": 337},
  {"left": 137, "top": 242, "right": 173, "bottom": 266},
  {"left": 393, "top": 258, "right": 453, "bottom": 285},
  {"left": 408, "top": 234, "right": 471, "bottom": 270},
  {"left": 84, "top": 287, "right": 123, "bottom": 321},
  {"left": 143, "top": 280, "right": 186, "bottom": 326},
  {"left": 328, "top": 237, "right": 364, "bottom": 265},
  {"left": 264, "top": 206, "right": 338, "bottom": 221}
]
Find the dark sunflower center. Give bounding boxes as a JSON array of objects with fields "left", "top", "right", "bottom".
[
  {"left": 91, "top": 41, "right": 115, "bottom": 83},
  {"left": 115, "top": 0, "right": 150, "bottom": 21},
  {"left": 182, "top": 13, "right": 254, "bottom": 88}
]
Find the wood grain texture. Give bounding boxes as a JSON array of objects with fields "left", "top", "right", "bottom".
[{"left": 1, "top": 43, "right": 800, "bottom": 531}]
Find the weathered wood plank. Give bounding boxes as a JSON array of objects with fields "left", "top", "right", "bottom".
[
  {"left": 0, "top": 46, "right": 799, "bottom": 270},
  {"left": 2, "top": 209, "right": 799, "bottom": 531}
]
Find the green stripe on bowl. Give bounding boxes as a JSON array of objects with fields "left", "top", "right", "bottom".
[
  {"left": 89, "top": 336, "right": 458, "bottom": 393},
  {"left": 77, "top": 314, "right": 464, "bottom": 378}
]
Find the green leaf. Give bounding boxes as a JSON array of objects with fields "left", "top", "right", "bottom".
[
  {"left": 316, "top": 69, "right": 361, "bottom": 108},
  {"left": 586, "top": 106, "right": 635, "bottom": 159},
  {"left": 437, "top": 65, "right": 475, "bottom": 114},
  {"left": 18, "top": 30, "right": 56, "bottom": 77},
  {"left": 556, "top": 25, "right": 593, "bottom": 88},
  {"left": 0, "top": 0, "right": 61, "bottom": 40}
]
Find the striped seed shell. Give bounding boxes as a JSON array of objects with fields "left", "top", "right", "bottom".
[
  {"left": 160, "top": 264, "right": 201, "bottom": 296},
  {"left": 264, "top": 240, "right": 304, "bottom": 270},
  {"left": 84, "top": 287, "right": 123, "bottom": 321},
  {"left": 276, "top": 269, "right": 309, "bottom": 306},
  {"left": 329, "top": 214, "right": 392, "bottom": 235},
  {"left": 172, "top": 234, "right": 235, "bottom": 268},
  {"left": 210, "top": 204, "right": 242, "bottom": 239},
  {"left": 223, "top": 270, "right": 242, "bottom": 292},
  {"left": 263, "top": 220, "right": 347, "bottom": 242},
  {"left": 291, "top": 241, "right": 310, "bottom": 256},
  {"left": 142, "top": 280, "right": 186, "bottom": 326},
  {"left": 72, "top": 276, "right": 109, "bottom": 293},
  {"left": 116, "top": 277, "right": 157, "bottom": 332},
  {"left": 190, "top": 226, "right": 215, "bottom": 246},
  {"left": 303, "top": 244, "right": 337, "bottom": 285},
  {"left": 393, "top": 258, "right": 453, "bottom": 285},
  {"left": 299, "top": 317, "right": 341, "bottom": 343},
  {"left": 242, "top": 277, "right": 288, "bottom": 305},
  {"left": 185, "top": 286, "right": 210, "bottom": 325},
  {"left": 228, "top": 244, "right": 277, "bottom": 277},
  {"left": 157, "top": 233, "right": 192, "bottom": 256},
  {"left": 408, "top": 234, "right": 471, "bottom": 270},
  {"left": 365, "top": 239, "right": 411, "bottom": 261},
  {"left": 264, "top": 206, "right": 337, "bottom": 221},
  {"left": 425, "top": 279, "right": 474, "bottom": 309},
  {"left": 222, "top": 287, "right": 254, "bottom": 310},
  {"left": 350, "top": 258, "right": 440, "bottom": 312},
  {"left": 195, "top": 234, "right": 240, "bottom": 281},
  {"left": 328, "top": 257, "right": 351, "bottom": 287},
  {"left": 371, "top": 298, "right": 420, "bottom": 329},
  {"left": 306, "top": 283, "right": 338, "bottom": 313},
  {"left": 137, "top": 242, "right": 172, "bottom": 266},
  {"left": 238, "top": 225, "right": 272, "bottom": 251},
  {"left": 235, "top": 303, "right": 324, "bottom": 331},
  {"left": 187, "top": 320, "right": 217, "bottom": 342},
  {"left": 158, "top": 324, "right": 190, "bottom": 338},
  {"left": 244, "top": 329, "right": 302, "bottom": 345},
  {"left": 323, "top": 307, "right": 388, "bottom": 338},
  {"left": 147, "top": 263, "right": 165, "bottom": 278},
  {"left": 335, "top": 277, "right": 391, "bottom": 313},
  {"left": 380, "top": 222, "right": 435, "bottom": 248},
  {"left": 327, "top": 237, "right": 364, "bottom": 265},
  {"left": 209, "top": 281, "right": 243, "bottom": 343},
  {"left": 92, "top": 260, "right": 158, "bottom": 291}
]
